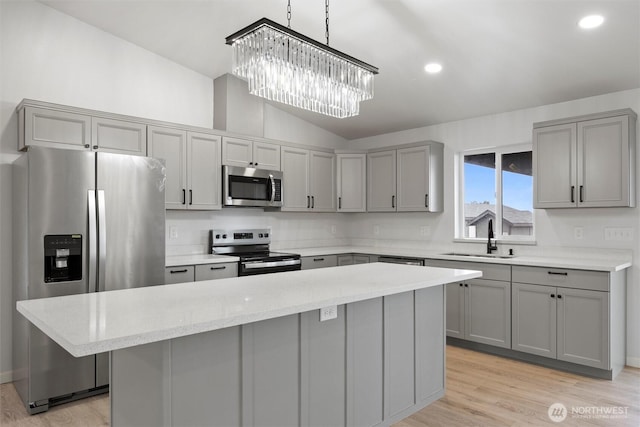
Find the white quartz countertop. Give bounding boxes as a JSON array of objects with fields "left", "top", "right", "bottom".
[
  {"left": 285, "top": 246, "right": 631, "bottom": 272},
  {"left": 17, "top": 263, "right": 481, "bottom": 358},
  {"left": 166, "top": 254, "right": 239, "bottom": 267}
]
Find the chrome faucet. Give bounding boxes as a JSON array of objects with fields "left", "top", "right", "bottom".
[{"left": 487, "top": 219, "right": 498, "bottom": 254}]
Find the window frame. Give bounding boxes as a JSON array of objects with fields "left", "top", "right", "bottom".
[{"left": 456, "top": 143, "right": 535, "bottom": 243}]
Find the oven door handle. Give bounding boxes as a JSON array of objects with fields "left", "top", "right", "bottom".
[{"left": 243, "top": 259, "right": 301, "bottom": 269}]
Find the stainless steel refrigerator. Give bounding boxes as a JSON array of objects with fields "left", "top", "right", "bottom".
[{"left": 12, "top": 146, "right": 166, "bottom": 414}]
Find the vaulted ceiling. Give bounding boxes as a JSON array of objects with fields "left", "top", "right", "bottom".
[{"left": 40, "top": 0, "right": 640, "bottom": 140}]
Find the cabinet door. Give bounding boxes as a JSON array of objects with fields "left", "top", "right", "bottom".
[
  {"left": 445, "top": 282, "right": 465, "bottom": 339},
  {"left": 337, "top": 255, "right": 354, "bottom": 266},
  {"left": 465, "top": 279, "right": 511, "bottom": 348},
  {"left": 337, "top": 154, "right": 366, "bottom": 212},
  {"left": 195, "top": 262, "right": 238, "bottom": 280},
  {"left": 281, "top": 147, "right": 310, "bottom": 211},
  {"left": 397, "top": 146, "right": 430, "bottom": 211},
  {"left": 148, "top": 126, "right": 188, "bottom": 210},
  {"left": 309, "top": 151, "right": 336, "bottom": 212},
  {"left": 301, "top": 256, "right": 338, "bottom": 270},
  {"left": 577, "top": 115, "right": 631, "bottom": 207},
  {"left": 557, "top": 288, "right": 609, "bottom": 369},
  {"left": 511, "top": 283, "right": 557, "bottom": 358},
  {"left": 188, "top": 132, "right": 221, "bottom": 210},
  {"left": 253, "top": 141, "right": 281, "bottom": 170},
  {"left": 367, "top": 150, "right": 396, "bottom": 212},
  {"left": 533, "top": 123, "right": 577, "bottom": 208},
  {"left": 164, "top": 266, "right": 195, "bottom": 284},
  {"left": 222, "top": 136, "right": 253, "bottom": 167},
  {"left": 23, "top": 106, "right": 91, "bottom": 151},
  {"left": 92, "top": 117, "right": 146, "bottom": 156}
]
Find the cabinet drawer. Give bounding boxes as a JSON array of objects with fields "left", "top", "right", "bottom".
[
  {"left": 195, "top": 263, "right": 238, "bottom": 281},
  {"left": 512, "top": 266, "right": 609, "bottom": 292},
  {"left": 425, "top": 259, "right": 510, "bottom": 282},
  {"left": 301, "top": 255, "right": 338, "bottom": 270},
  {"left": 165, "top": 266, "right": 195, "bottom": 284}
]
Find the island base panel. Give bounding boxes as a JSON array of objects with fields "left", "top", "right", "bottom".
[{"left": 110, "top": 286, "right": 445, "bottom": 427}]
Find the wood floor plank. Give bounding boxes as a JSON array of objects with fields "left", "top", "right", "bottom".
[{"left": 1, "top": 345, "right": 638, "bottom": 426}]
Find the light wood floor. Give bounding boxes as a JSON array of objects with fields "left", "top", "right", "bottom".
[{"left": 1, "top": 346, "right": 638, "bottom": 426}]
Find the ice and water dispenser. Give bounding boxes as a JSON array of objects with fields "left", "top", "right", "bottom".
[{"left": 44, "top": 235, "right": 82, "bottom": 283}]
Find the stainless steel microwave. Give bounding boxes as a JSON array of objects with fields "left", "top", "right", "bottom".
[{"left": 223, "top": 165, "right": 283, "bottom": 208}]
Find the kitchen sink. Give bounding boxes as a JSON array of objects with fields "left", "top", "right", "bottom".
[{"left": 441, "top": 252, "right": 515, "bottom": 259}]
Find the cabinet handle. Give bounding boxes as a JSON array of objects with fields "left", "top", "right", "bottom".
[
  {"left": 313, "top": 258, "right": 325, "bottom": 262},
  {"left": 209, "top": 266, "right": 226, "bottom": 271},
  {"left": 579, "top": 185, "right": 584, "bottom": 203},
  {"left": 170, "top": 269, "right": 188, "bottom": 274},
  {"left": 255, "top": 162, "right": 258, "bottom": 167},
  {"left": 557, "top": 295, "right": 563, "bottom": 299},
  {"left": 571, "top": 186, "right": 575, "bottom": 203},
  {"left": 93, "top": 145, "right": 99, "bottom": 150},
  {"left": 464, "top": 283, "right": 469, "bottom": 287},
  {"left": 547, "top": 271, "right": 568, "bottom": 276},
  {"left": 182, "top": 189, "right": 186, "bottom": 205},
  {"left": 307, "top": 196, "right": 310, "bottom": 209},
  {"left": 311, "top": 196, "right": 315, "bottom": 209},
  {"left": 550, "top": 294, "right": 556, "bottom": 298},
  {"left": 249, "top": 162, "right": 253, "bottom": 166},
  {"left": 84, "top": 144, "right": 90, "bottom": 149},
  {"left": 425, "top": 194, "right": 429, "bottom": 208},
  {"left": 189, "top": 189, "right": 193, "bottom": 205},
  {"left": 338, "top": 197, "right": 342, "bottom": 209},
  {"left": 459, "top": 283, "right": 464, "bottom": 287},
  {"left": 392, "top": 195, "right": 395, "bottom": 208}
]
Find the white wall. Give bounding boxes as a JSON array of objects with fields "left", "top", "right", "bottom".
[
  {"left": 348, "top": 88, "right": 640, "bottom": 366},
  {"left": 0, "top": 0, "right": 348, "bottom": 383},
  {"left": 0, "top": 0, "right": 214, "bottom": 383}
]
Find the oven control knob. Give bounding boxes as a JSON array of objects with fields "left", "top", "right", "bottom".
[
  {"left": 222, "top": 234, "right": 227, "bottom": 239},
  {"left": 265, "top": 233, "right": 269, "bottom": 238},
  {"left": 259, "top": 233, "right": 263, "bottom": 238},
  {"left": 215, "top": 234, "right": 221, "bottom": 239}
]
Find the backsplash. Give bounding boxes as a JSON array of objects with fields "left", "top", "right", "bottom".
[{"left": 165, "top": 210, "right": 349, "bottom": 256}]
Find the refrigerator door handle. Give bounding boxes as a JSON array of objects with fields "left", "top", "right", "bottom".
[
  {"left": 97, "top": 190, "right": 107, "bottom": 292},
  {"left": 88, "top": 190, "right": 97, "bottom": 293}
]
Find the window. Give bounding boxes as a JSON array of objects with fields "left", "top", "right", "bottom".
[{"left": 458, "top": 145, "right": 534, "bottom": 241}]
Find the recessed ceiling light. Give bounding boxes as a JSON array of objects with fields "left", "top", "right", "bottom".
[
  {"left": 579, "top": 14, "right": 604, "bottom": 29},
  {"left": 424, "top": 63, "right": 443, "bottom": 74}
]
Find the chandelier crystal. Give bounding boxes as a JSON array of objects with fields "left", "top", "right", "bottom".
[{"left": 226, "top": 18, "right": 378, "bottom": 119}]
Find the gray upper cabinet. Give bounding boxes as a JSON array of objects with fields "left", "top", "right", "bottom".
[
  {"left": 18, "top": 103, "right": 146, "bottom": 156},
  {"left": 368, "top": 142, "right": 444, "bottom": 213},
  {"left": 222, "top": 136, "right": 281, "bottom": 170},
  {"left": 92, "top": 117, "right": 146, "bottom": 156},
  {"left": 281, "top": 147, "right": 335, "bottom": 212},
  {"left": 367, "top": 150, "right": 397, "bottom": 212},
  {"left": 148, "top": 126, "right": 221, "bottom": 210},
  {"left": 533, "top": 109, "right": 637, "bottom": 208},
  {"left": 337, "top": 153, "right": 367, "bottom": 212}
]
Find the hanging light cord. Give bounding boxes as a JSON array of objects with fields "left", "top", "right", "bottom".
[
  {"left": 287, "top": 0, "right": 292, "bottom": 28},
  {"left": 325, "top": 0, "right": 330, "bottom": 45}
]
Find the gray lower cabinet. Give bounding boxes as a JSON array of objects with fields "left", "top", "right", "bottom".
[
  {"left": 194, "top": 262, "right": 238, "bottom": 281},
  {"left": 337, "top": 254, "right": 375, "bottom": 266},
  {"left": 110, "top": 287, "right": 445, "bottom": 427},
  {"left": 512, "top": 266, "right": 618, "bottom": 372},
  {"left": 165, "top": 266, "right": 195, "bottom": 284},
  {"left": 301, "top": 255, "right": 338, "bottom": 270},
  {"left": 427, "top": 260, "right": 511, "bottom": 349}
]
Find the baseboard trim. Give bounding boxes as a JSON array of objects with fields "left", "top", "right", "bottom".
[
  {"left": 0, "top": 370, "right": 13, "bottom": 384},
  {"left": 626, "top": 356, "right": 640, "bottom": 368}
]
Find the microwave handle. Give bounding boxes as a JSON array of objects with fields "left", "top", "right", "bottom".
[{"left": 268, "top": 174, "right": 276, "bottom": 204}]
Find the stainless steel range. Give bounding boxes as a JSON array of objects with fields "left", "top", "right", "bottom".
[{"left": 209, "top": 229, "right": 301, "bottom": 276}]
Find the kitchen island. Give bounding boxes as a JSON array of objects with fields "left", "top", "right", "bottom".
[{"left": 17, "top": 263, "right": 481, "bottom": 427}]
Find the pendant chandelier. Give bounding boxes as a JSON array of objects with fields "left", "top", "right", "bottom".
[{"left": 225, "top": 0, "right": 379, "bottom": 119}]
